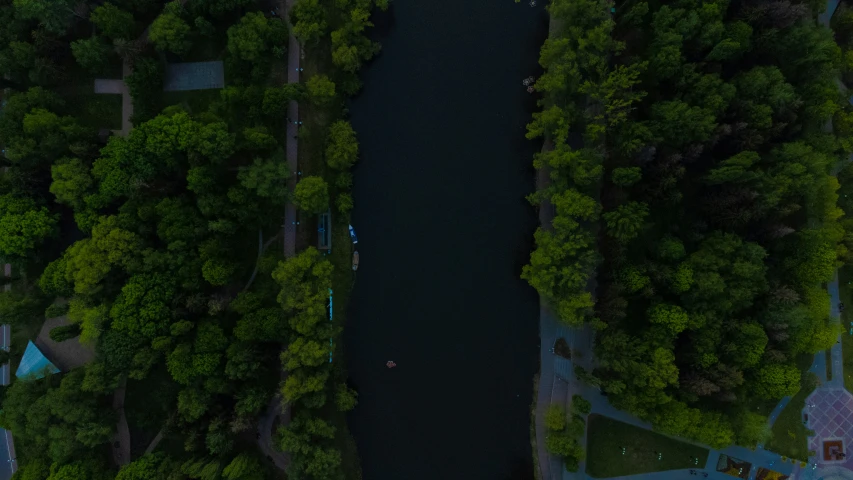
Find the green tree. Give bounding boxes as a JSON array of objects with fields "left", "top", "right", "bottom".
[
  {"left": 336, "top": 192, "right": 354, "bottom": 214},
  {"left": 149, "top": 12, "right": 192, "bottom": 55},
  {"left": 282, "top": 369, "right": 328, "bottom": 407},
  {"left": 704, "top": 151, "right": 759, "bottom": 186},
  {"left": 571, "top": 395, "right": 591, "bottom": 415},
  {"left": 753, "top": 364, "right": 800, "bottom": 399},
  {"left": 325, "top": 120, "right": 358, "bottom": 170},
  {"left": 115, "top": 453, "right": 176, "bottom": 480},
  {"left": 13, "top": 0, "right": 75, "bottom": 34},
  {"left": 272, "top": 247, "right": 333, "bottom": 335},
  {"left": 222, "top": 453, "right": 264, "bottom": 480},
  {"left": 90, "top": 3, "right": 135, "bottom": 40},
  {"left": 545, "top": 431, "right": 584, "bottom": 460},
  {"left": 602, "top": 201, "right": 648, "bottom": 242},
  {"left": 650, "top": 100, "right": 716, "bottom": 147},
  {"left": 647, "top": 303, "right": 689, "bottom": 336},
  {"left": 335, "top": 384, "right": 358, "bottom": 411},
  {"left": 684, "top": 232, "right": 767, "bottom": 316},
  {"left": 282, "top": 337, "right": 327, "bottom": 370},
  {"left": 177, "top": 388, "right": 212, "bottom": 422},
  {"left": 294, "top": 176, "right": 329, "bottom": 214},
  {"left": 50, "top": 158, "right": 93, "bottom": 209},
  {"left": 611, "top": 167, "right": 641, "bottom": 187},
  {"left": 202, "top": 258, "right": 236, "bottom": 286},
  {"left": 307, "top": 74, "right": 336, "bottom": 105},
  {"left": 290, "top": 0, "right": 327, "bottom": 43},
  {"left": 227, "top": 12, "right": 287, "bottom": 62},
  {"left": 110, "top": 274, "right": 176, "bottom": 339},
  {"left": 262, "top": 84, "right": 303, "bottom": 115},
  {"left": 545, "top": 404, "right": 566, "bottom": 431},
  {"left": 238, "top": 153, "right": 290, "bottom": 200},
  {"left": 0, "top": 194, "right": 58, "bottom": 258}
]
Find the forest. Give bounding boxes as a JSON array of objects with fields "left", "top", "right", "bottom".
[
  {"left": 0, "top": 0, "right": 382, "bottom": 479},
  {"left": 525, "top": 0, "right": 853, "bottom": 449}
]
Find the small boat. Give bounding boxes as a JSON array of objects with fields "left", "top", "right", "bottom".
[
  {"left": 352, "top": 251, "right": 359, "bottom": 271},
  {"left": 348, "top": 224, "right": 358, "bottom": 244}
]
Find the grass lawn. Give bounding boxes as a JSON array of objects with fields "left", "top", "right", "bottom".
[
  {"left": 586, "top": 415, "right": 709, "bottom": 478},
  {"left": 765, "top": 355, "right": 816, "bottom": 461}
]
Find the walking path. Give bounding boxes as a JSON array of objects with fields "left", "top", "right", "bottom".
[
  {"left": 257, "top": 0, "right": 300, "bottom": 471},
  {"left": 257, "top": 394, "right": 290, "bottom": 470},
  {"left": 110, "top": 376, "right": 131, "bottom": 466},
  {"left": 283, "top": 0, "right": 300, "bottom": 258},
  {"left": 0, "top": 264, "right": 15, "bottom": 480},
  {"left": 143, "top": 427, "right": 165, "bottom": 455}
]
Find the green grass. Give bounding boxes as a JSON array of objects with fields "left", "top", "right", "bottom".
[
  {"left": 72, "top": 93, "right": 123, "bottom": 131},
  {"left": 586, "top": 415, "right": 709, "bottom": 478},
  {"left": 765, "top": 355, "right": 817, "bottom": 462}
]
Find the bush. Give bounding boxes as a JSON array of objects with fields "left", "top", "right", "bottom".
[
  {"left": 571, "top": 395, "right": 591, "bottom": 415},
  {"left": 545, "top": 404, "right": 566, "bottom": 431},
  {"left": 45, "top": 303, "right": 69, "bottom": 318},
  {"left": 294, "top": 176, "right": 329, "bottom": 213},
  {"left": 49, "top": 324, "right": 81, "bottom": 342}
]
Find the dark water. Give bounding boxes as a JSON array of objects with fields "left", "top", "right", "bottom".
[{"left": 346, "top": 2, "right": 547, "bottom": 479}]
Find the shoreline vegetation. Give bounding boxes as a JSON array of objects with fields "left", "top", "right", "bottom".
[
  {"left": 0, "top": 0, "right": 386, "bottom": 478},
  {"left": 526, "top": 0, "right": 853, "bottom": 467}
]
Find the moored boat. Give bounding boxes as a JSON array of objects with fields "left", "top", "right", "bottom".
[
  {"left": 348, "top": 224, "right": 358, "bottom": 244},
  {"left": 352, "top": 251, "right": 359, "bottom": 271}
]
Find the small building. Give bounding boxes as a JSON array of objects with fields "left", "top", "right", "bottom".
[
  {"left": 318, "top": 210, "right": 331, "bottom": 251},
  {"left": 15, "top": 341, "right": 59, "bottom": 379}
]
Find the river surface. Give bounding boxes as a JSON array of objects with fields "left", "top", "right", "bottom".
[{"left": 346, "top": 2, "right": 547, "bottom": 479}]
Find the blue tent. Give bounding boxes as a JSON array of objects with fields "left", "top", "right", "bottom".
[{"left": 15, "top": 341, "right": 59, "bottom": 379}]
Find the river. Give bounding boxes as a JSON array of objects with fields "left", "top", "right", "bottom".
[{"left": 346, "top": 1, "right": 547, "bottom": 478}]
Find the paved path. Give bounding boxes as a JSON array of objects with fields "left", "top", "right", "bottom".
[
  {"left": 257, "top": 394, "right": 290, "bottom": 470},
  {"left": 144, "top": 427, "right": 165, "bottom": 455},
  {"left": 93, "top": 51, "right": 135, "bottom": 137},
  {"left": 283, "top": 0, "right": 300, "bottom": 257},
  {"left": 110, "top": 376, "right": 130, "bottom": 466},
  {"left": 258, "top": 0, "right": 299, "bottom": 471},
  {"left": 765, "top": 396, "right": 791, "bottom": 432},
  {"left": 0, "top": 264, "right": 14, "bottom": 480}
]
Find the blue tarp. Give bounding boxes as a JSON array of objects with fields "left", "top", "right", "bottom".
[{"left": 15, "top": 341, "right": 59, "bottom": 379}]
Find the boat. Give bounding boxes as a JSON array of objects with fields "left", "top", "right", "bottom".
[
  {"left": 348, "top": 224, "right": 358, "bottom": 244},
  {"left": 352, "top": 251, "right": 359, "bottom": 271}
]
